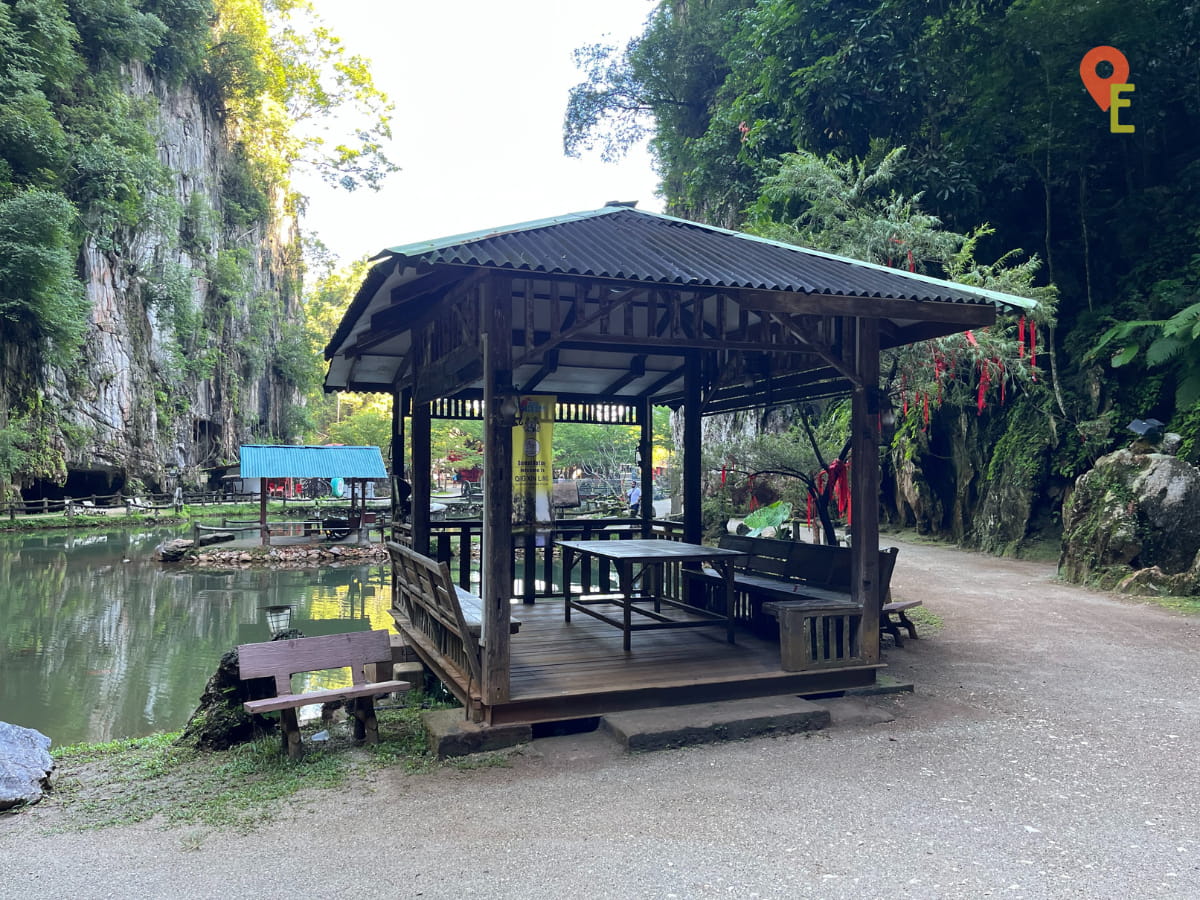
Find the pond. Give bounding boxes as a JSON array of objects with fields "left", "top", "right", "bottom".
[{"left": 0, "top": 527, "right": 395, "bottom": 747}]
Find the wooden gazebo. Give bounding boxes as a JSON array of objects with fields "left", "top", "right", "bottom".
[{"left": 323, "top": 206, "right": 1034, "bottom": 724}]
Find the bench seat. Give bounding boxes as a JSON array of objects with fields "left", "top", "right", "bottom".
[
  {"left": 694, "top": 567, "right": 856, "bottom": 608},
  {"left": 237, "top": 629, "right": 410, "bottom": 758},
  {"left": 454, "top": 585, "right": 521, "bottom": 636},
  {"left": 880, "top": 597, "right": 923, "bottom": 646}
]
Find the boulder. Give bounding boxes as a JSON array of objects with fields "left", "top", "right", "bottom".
[
  {"left": 0, "top": 722, "right": 54, "bottom": 810},
  {"left": 1061, "top": 448, "right": 1200, "bottom": 589}
]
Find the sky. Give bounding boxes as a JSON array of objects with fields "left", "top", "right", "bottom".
[{"left": 297, "top": 0, "right": 663, "bottom": 265}]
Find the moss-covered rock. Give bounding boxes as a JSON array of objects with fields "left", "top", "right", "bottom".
[{"left": 1060, "top": 448, "right": 1200, "bottom": 591}]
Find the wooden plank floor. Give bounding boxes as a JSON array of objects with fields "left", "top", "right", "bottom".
[{"left": 490, "top": 599, "right": 881, "bottom": 724}]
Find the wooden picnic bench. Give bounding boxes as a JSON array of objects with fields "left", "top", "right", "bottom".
[
  {"left": 686, "top": 535, "right": 911, "bottom": 666},
  {"left": 386, "top": 541, "right": 520, "bottom": 710},
  {"left": 237, "top": 629, "right": 410, "bottom": 759}
]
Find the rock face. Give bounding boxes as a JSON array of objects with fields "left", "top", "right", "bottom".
[
  {"left": 0, "top": 722, "right": 54, "bottom": 810},
  {"left": 884, "top": 398, "right": 1056, "bottom": 555},
  {"left": 2, "top": 62, "right": 303, "bottom": 500},
  {"left": 1060, "top": 448, "right": 1200, "bottom": 591}
]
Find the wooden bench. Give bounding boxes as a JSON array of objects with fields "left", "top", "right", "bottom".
[
  {"left": 237, "top": 629, "right": 410, "bottom": 759},
  {"left": 386, "top": 541, "right": 520, "bottom": 711},
  {"left": 880, "top": 598, "right": 922, "bottom": 647},
  {"left": 687, "top": 535, "right": 907, "bottom": 666}
]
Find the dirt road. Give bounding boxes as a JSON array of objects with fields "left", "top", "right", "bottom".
[{"left": 3, "top": 536, "right": 1198, "bottom": 899}]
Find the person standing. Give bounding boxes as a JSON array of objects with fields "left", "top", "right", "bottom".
[{"left": 627, "top": 481, "right": 641, "bottom": 516}]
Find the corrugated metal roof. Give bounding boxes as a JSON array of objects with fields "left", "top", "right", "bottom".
[
  {"left": 382, "top": 206, "right": 1037, "bottom": 310},
  {"left": 326, "top": 206, "right": 1036, "bottom": 363},
  {"left": 240, "top": 445, "right": 387, "bottom": 479}
]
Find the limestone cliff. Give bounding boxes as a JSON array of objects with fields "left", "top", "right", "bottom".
[{"left": 3, "top": 64, "right": 304, "bottom": 501}]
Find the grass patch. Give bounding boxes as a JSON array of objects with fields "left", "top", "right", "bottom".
[
  {"left": 1138, "top": 594, "right": 1200, "bottom": 616},
  {"left": 904, "top": 606, "right": 944, "bottom": 635},
  {"left": 42, "top": 696, "right": 446, "bottom": 833}
]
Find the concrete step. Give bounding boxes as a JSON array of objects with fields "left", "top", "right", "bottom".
[{"left": 601, "top": 694, "right": 832, "bottom": 752}]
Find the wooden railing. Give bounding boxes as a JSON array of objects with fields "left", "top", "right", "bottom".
[{"left": 391, "top": 518, "right": 687, "bottom": 603}]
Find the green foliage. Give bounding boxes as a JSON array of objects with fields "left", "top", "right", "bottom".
[
  {"left": 553, "top": 423, "right": 638, "bottom": 476},
  {"left": 1095, "top": 299, "right": 1200, "bottom": 411},
  {"left": 142, "top": 0, "right": 215, "bottom": 83},
  {"left": 0, "top": 396, "right": 69, "bottom": 487},
  {"left": 220, "top": 147, "right": 270, "bottom": 228},
  {"left": 0, "top": 90, "right": 69, "bottom": 183},
  {"left": 66, "top": 0, "right": 168, "bottom": 69},
  {"left": 743, "top": 500, "right": 791, "bottom": 537},
  {"left": 324, "top": 396, "right": 392, "bottom": 449},
  {"left": 180, "top": 191, "right": 217, "bottom": 253},
  {"left": 0, "top": 188, "right": 88, "bottom": 351},
  {"left": 747, "top": 144, "right": 963, "bottom": 270}
]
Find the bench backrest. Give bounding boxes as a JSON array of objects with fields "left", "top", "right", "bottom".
[
  {"left": 718, "top": 535, "right": 899, "bottom": 592},
  {"left": 387, "top": 540, "right": 481, "bottom": 685},
  {"left": 237, "top": 629, "right": 392, "bottom": 697}
]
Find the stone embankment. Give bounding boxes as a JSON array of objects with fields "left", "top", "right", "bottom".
[{"left": 189, "top": 543, "right": 388, "bottom": 568}]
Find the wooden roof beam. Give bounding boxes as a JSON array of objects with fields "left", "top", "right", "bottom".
[
  {"left": 601, "top": 355, "right": 646, "bottom": 395},
  {"left": 520, "top": 349, "right": 559, "bottom": 393}
]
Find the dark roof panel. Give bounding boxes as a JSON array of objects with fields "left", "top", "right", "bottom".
[{"left": 382, "top": 208, "right": 1036, "bottom": 308}]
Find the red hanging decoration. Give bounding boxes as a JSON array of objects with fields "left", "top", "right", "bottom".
[
  {"left": 1018, "top": 316, "right": 1026, "bottom": 358},
  {"left": 998, "top": 360, "right": 1007, "bottom": 406},
  {"left": 922, "top": 392, "right": 930, "bottom": 428},
  {"left": 1029, "top": 320, "right": 1038, "bottom": 382},
  {"left": 965, "top": 330, "right": 979, "bottom": 347},
  {"left": 720, "top": 466, "right": 727, "bottom": 486},
  {"left": 977, "top": 361, "right": 991, "bottom": 415},
  {"left": 826, "top": 459, "right": 851, "bottom": 521},
  {"left": 907, "top": 249, "right": 915, "bottom": 272}
]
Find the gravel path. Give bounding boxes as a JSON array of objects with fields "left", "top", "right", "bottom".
[{"left": 3, "top": 536, "right": 1198, "bottom": 899}]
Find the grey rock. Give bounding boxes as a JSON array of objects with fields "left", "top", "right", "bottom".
[
  {"left": 1161, "top": 431, "right": 1183, "bottom": 456},
  {"left": 0, "top": 721, "right": 54, "bottom": 810},
  {"left": 1061, "top": 447, "right": 1200, "bottom": 588}
]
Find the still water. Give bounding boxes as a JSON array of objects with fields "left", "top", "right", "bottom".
[{"left": 0, "top": 528, "right": 395, "bottom": 746}]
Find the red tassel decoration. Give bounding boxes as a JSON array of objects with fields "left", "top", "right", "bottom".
[
  {"left": 1018, "top": 316, "right": 1026, "bottom": 358},
  {"left": 1029, "top": 321, "right": 1038, "bottom": 382}
]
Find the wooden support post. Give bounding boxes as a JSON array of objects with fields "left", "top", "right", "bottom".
[
  {"left": 259, "top": 486, "right": 269, "bottom": 547},
  {"left": 481, "top": 278, "right": 513, "bottom": 705},
  {"left": 411, "top": 400, "right": 431, "bottom": 557},
  {"left": 849, "top": 317, "right": 881, "bottom": 664},
  {"left": 683, "top": 353, "right": 702, "bottom": 546},
  {"left": 391, "top": 390, "right": 405, "bottom": 523},
  {"left": 639, "top": 396, "right": 653, "bottom": 537}
]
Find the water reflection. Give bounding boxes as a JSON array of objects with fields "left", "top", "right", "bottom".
[{"left": 0, "top": 528, "right": 394, "bottom": 746}]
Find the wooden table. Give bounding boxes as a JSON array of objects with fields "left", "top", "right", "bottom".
[{"left": 557, "top": 539, "right": 744, "bottom": 651}]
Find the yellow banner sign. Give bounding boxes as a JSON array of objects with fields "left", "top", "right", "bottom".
[{"left": 512, "top": 395, "right": 554, "bottom": 525}]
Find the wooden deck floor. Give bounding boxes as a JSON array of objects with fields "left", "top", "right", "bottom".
[{"left": 489, "top": 599, "right": 881, "bottom": 725}]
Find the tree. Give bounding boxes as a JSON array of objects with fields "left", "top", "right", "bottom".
[
  {"left": 553, "top": 423, "right": 638, "bottom": 479},
  {"left": 705, "top": 406, "right": 851, "bottom": 545},
  {"left": 209, "top": 0, "right": 399, "bottom": 192}
]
